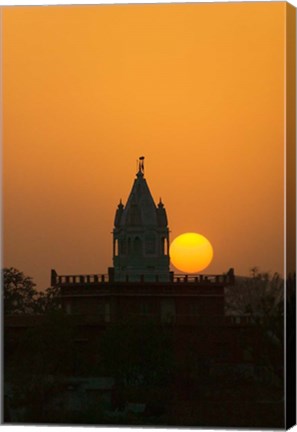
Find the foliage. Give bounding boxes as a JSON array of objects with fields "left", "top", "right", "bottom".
[
  {"left": 225, "top": 268, "right": 284, "bottom": 380},
  {"left": 35, "top": 285, "right": 61, "bottom": 313},
  {"left": 3, "top": 267, "right": 60, "bottom": 314},
  {"left": 3, "top": 267, "right": 40, "bottom": 314},
  {"left": 225, "top": 267, "right": 284, "bottom": 323}
]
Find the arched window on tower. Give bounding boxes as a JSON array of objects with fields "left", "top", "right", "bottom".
[
  {"left": 145, "top": 233, "right": 156, "bottom": 255},
  {"left": 133, "top": 237, "right": 142, "bottom": 255},
  {"left": 114, "top": 239, "right": 119, "bottom": 256},
  {"left": 164, "top": 237, "right": 169, "bottom": 255},
  {"left": 161, "top": 237, "right": 169, "bottom": 256}
]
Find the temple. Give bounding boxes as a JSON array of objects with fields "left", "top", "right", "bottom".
[
  {"left": 50, "top": 157, "right": 235, "bottom": 319},
  {"left": 113, "top": 157, "right": 170, "bottom": 282}
]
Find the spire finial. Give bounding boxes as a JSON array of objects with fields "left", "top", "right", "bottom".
[
  {"left": 137, "top": 156, "right": 145, "bottom": 175},
  {"left": 158, "top": 197, "right": 164, "bottom": 208}
]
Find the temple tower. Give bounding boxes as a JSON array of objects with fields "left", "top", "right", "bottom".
[{"left": 112, "top": 157, "right": 170, "bottom": 282}]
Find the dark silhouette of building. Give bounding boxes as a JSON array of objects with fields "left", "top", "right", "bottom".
[
  {"left": 50, "top": 157, "right": 234, "bottom": 321},
  {"left": 113, "top": 158, "right": 170, "bottom": 282}
]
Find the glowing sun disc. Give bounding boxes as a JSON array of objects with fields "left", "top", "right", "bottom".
[{"left": 170, "top": 232, "right": 214, "bottom": 273}]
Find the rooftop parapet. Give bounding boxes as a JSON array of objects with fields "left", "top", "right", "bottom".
[{"left": 51, "top": 268, "right": 235, "bottom": 288}]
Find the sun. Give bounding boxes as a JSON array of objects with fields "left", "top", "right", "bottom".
[{"left": 169, "top": 233, "right": 214, "bottom": 273}]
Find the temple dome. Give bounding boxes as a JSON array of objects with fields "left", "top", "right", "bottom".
[{"left": 115, "top": 170, "right": 166, "bottom": 228}]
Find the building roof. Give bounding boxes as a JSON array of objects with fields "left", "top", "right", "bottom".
[{"left": 114, "top": 168, "right": 168, "bottom": 229}]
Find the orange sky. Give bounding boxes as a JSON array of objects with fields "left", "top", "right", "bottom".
[{"left": 3, "top": 2, "right": 287, "bottom": 290}]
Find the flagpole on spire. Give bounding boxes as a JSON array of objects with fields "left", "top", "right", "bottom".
[{"left": 139, "top": 156, "right": 145, "bottom": 175}]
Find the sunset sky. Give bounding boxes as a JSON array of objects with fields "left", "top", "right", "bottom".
[{"left": 3, "top": 2, "right": 287, "bottom": 290}]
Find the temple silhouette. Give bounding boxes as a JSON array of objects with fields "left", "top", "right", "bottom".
[
  {"left": 113, "top": 157, "right": 170, "bottom": 282},
  {"left": 51, "top": 156, "right": 235, "bottom": 320}
]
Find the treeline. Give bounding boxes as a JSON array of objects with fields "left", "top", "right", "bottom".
[{"left": 3, "top": 267, "right": 60, "bottom": 315}]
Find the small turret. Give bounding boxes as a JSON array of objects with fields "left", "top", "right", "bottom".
[
  {"left": 157, "top": 198, "right": 168, "bottom": 227},
  {"left": 114, "top": 199, "right": 124, "bottom": 227}
]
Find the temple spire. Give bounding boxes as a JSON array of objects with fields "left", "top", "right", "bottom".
[{"left": 113, "top": 157, "right": 170, "bottom": 282}]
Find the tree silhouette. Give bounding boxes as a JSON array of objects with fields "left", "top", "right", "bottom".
[
  {"left": 3, "top": 267, "right": 61, "bottom": 314},
  {"left": 225, "top": 268, "right": 284, "bottom": 382},
  {"left": 3, "top": 267, "right": 39, "bottom": 314},
  {"left": 225, "top": 268, "right": 283, "bottom": 325},
  {"left": 35, "top": 285, "right": 61, "bottom": 313}
]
